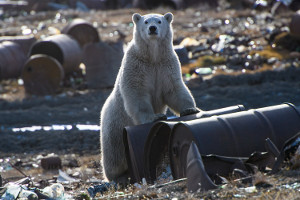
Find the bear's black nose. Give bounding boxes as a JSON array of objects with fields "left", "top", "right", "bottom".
[{"left": 149, "top": 26, "right": 157, "bottom": 34}]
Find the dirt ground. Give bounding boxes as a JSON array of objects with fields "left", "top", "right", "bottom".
[{"left": 1, "top": 3, "right": 300, "bottom": 199}]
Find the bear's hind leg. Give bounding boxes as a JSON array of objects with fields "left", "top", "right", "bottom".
[{"left": 100, "top": 112, "right": 129, "bottom": 183}]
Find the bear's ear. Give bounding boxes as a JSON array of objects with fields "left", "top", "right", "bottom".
[
  {"left": 132, "top": 13, "right": 142, "bottom": 24},
  {"left": 164, "top": 12, "right": 173, "bottom": 23}
]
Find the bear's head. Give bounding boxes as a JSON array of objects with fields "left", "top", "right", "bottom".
[{"left": 132, "top": 13, "right": 173, "bottom": 44}]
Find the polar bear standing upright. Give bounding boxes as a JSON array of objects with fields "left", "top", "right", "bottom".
[{"left": 100, "top": 12, "right": 200, "bottom": 183}]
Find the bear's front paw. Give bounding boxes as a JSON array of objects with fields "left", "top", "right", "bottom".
[
  {"left": 153, "top": 113, "right": 167, "bottom": 122},
  {"left": 180, "top": 107, "right": 201, "bottom": 117}
]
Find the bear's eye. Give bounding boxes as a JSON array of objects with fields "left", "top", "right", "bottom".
[
  {"left": 158, "top": 20, "right": 161, "bottom": 24},
  {"left": 145, "top": 21, "right": 148, "bottom": 24}
]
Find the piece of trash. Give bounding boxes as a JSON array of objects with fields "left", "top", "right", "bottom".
[
  {"left": 0, "top": 35, "right": 36, "bottom": 55},
  {"left": 243, "top": 186, "right": 257, "bottom": 193},
  {"left": 0, "top": 41, "right": 27, "bottom": 80},
  {"left": 22, "top": 54, "right": 64, "bottom": 96},
  {"left": 156, "top": 165, "right": 173, "bottom": 183},
  {"left": 186, "top": 142, "right": 218, "bottom": 192},
  {"left": 41, "top": 183, "right": 65, "bottom": 199},
  {"left": 57, "top": 169, "right": 80, "bottom": 184},
  {"left": 272, "top": 132, "right": 300, "bottom": 173},
  {"left": 41, "top": 155, "right": 62, "bottom": 170},
  {"left": 254, "top": 0, "right": 268, "bottom": 8},
  {"left": 82, "top": 41, "right": 123, "bottom": 89},
  {"left": 87, "top": 182, "right": 117, "bottom": 197},
  {"left": 18, "top": 189, "right": 39, "bottom": 200},
  {"left": 281, "top": 182, "right": 300, "bottom": 189},
  {"left": 1, "top": 183, "right": 38, "bottom": 200},
  {"left": 61, "top": 18, "right": 100, "bottom": 48},
  {"left": 125, "top": 105, "right": 245, "bottom": 183},
  {"left": 283, "top": 134, "right": 300, "bottom": 160},
  {"left": 1, "top": 183, "right": 22, "bottom": 199},
  {"left": 179, "top": 37, "right": 201, "bottom": 47},
  {"left": 170, "top": 103, "right": 300, "bottom": 180},
  {"left": 134, "top": 183, "right": 142, "bottom": 189},
  {"left": 195, "top": 67, "right": 212, "bottom": 75},
  {"left": 30, "top": 34, "right": 82, "bottom": 75},
  {"left": 142, "top": 178, "right": 147, "bottom": 185},
  {"left": 211, "top": 35, "right": 234, "bottom": 53},
  {"left": 234, "top": 194, "right": 246, "bottom": 198},
  {"left": 290, "top": 145, "right": 300, "bottom": 169},
  {"left": 149, "top": 178, "right": 187, "bottom": 189}
]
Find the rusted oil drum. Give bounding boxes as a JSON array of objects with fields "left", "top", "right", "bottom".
[
  {"left": 290, "top": 10, "right": 300, "bottom": 38},
  {"left": 169, "top": 103, "right": 300, "bottom": 179},
  {"left": 0, "top": 41, "right": 27, "bottom": 80},
  {"left": 123, "top": 105, "right": 245, "bottom": 183},
  {"left": 0, "top": 35, "right": 36, "bottom": 55},
  {"left": 29, "top": 34, "right": 82, "bottom": 74},
  {"left": 82, "top": 41, "right": 123, "bottom": 89},
  {"left": 61, "top": 18, "right": 100, "bottom": 48},
  {"left": 143, "top": 105, "right": 245, "bottom": 183},
  {"left": 22, "top": 54, "right": 64, "bottom": 95}
]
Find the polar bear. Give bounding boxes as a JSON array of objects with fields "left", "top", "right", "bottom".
[{"left": 100, "top": 12, "right": 200, "bottom": 183}]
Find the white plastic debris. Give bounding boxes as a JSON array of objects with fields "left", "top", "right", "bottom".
[
  {"left": 1, "top": 183, "right": 38, "bottom": 200},
  {"left": 57, "top": 169, "right": 80, "bottom": 184},
  {"left": 42, "top": 183, "right": 65, "bottom": 199},
  {"left": 142, "top": 178, "right": 147, "bottom": 185},
  {"left": 244, "top": 186, "right": 257, "bottom": 193}
]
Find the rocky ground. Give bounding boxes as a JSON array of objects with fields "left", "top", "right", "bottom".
[{"left": 1, "top": 2, "right": 300, "bottom": 199}]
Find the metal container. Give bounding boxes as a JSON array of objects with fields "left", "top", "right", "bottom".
[
  {"left": 61, "top": 18, "right": 100, "bottom": 48},
  {"left": 290, "top": 10, "right": 300, "bottom": 38},
  {"left": 0, "top": 35, "right": 36, "bottom": 55},
  {"left": 123, "top": 105, "right": 245, "bottom": 183},
  {"left": 143, "top": 105, "right": 245, "bottom": 182},
  {"left": 0, "top": 41, "right": 27, "bottom": 80},
  {"left": 29, "top": 34, "right": 82, "bottom": 74},
  {"left": 186, "top": 142, "right": 217, "bottom": 192},
  {"left": 22, "top": 54, "right": 64, "bottom": 95},
  {"left": 170, "top": 103, "right": 300, "bottom": 179},
  {"left": 82, "top": 41, "right": 123, "bottom": 89},
  {"left": 41, "top": 156, "right": 62, "bottom": 170}
]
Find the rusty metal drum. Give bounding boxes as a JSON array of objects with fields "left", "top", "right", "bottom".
[
  {"left": 290, "top": 10, "right": 300, "bottom": 38},
  {"left": 123, "top": 105, "right": 245, "bottom": 183},
  {"left": 169, "top": 103, "right": 300, "bottom": 179},
  {"left": 29, "top": 34, "right": 82, "bottom": 74},
  {"left": 22, "top": 54, "right": 64, "bottom": 95},
  {"left": 0, "top": 35, "right": 36, "bottom": 55},
  {"left": 0, "top": 41, "right": 27, "bottom": 80},
  {"left": 61, "top": 18, "right": 100, "bottom": 48},
  {"left": 82, "top": 41, "right": 123, "bottom": 89}
]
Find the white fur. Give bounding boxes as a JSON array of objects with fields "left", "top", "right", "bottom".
[{"left": 100, "top": 13, "right": 197, "bottom": 182}]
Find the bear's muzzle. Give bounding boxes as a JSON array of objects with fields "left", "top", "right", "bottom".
[{"left": 148, "top": 26, "right": 158, "bottom": 35}]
